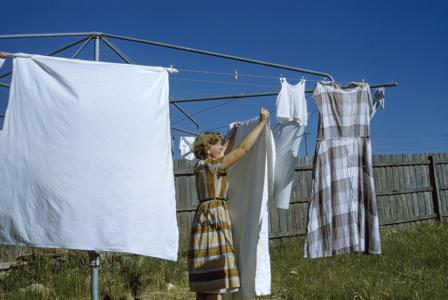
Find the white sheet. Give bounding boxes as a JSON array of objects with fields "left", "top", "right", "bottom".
[
  {"left": 227, "top": 117, "right": 275, "bottom": 299},
  {"left": 0, "top": 54, "right": 178, "bottom": 260},
  {"left": 272, "top": 124, "right": 305, "bottom": 209}
]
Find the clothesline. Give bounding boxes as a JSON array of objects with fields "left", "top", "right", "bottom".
[
  {"left": 171, "top": 77, "right": 280, "bottom": 88},
  {"left": 171, "top": 94, "right": 316, "bottom": 131},
  {"left": 176, "top": 67, "right": 320, "bottom": 82}
]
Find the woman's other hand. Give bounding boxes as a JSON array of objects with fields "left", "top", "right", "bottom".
[
  {"left": 260, "top": 108, "right": 269, "bottom": 122},
  {"left": 0, "top": 52, "right": 10, "bottom": 59}
]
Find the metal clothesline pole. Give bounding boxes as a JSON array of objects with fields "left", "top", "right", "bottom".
[
  {"left": 71, "top": 36, "right": 94, "bottom": 59},
  {"left": 0, "top": 32, "right": 96, "bottom": 39},
  {"left": 101, "top": 32, "right": 335, "bottom": 81},
  {"left": 90, "top": 33, "right": 101, "bottom": 300},
  {"left": 171, "top": 102, "right": 200, "bottom": 129},
  {"left": 101, "top": 37, "right": 135, "bottom": 64},
  {"left": 0, "top": 35, "right": 91, "bottom": 80},
  {"left": 171, "top": 126, "right": 199, "bottom": 136}
]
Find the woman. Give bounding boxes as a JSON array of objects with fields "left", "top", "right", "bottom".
[{"left": 188, "top": 108, "right": 269, "bottom": 300}]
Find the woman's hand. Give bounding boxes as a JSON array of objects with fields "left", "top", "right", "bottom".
[
  {"left": 0, "top": 52, "right": 10, "bottom": 59},
  {"left": 260, "top": 108, "right": 269, "bottom": 123}
]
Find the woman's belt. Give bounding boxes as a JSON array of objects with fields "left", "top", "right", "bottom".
[{"left": 199, "top": 197, "right": 228, "bottom": 203}]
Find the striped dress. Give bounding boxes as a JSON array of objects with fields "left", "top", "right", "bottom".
[
  {"left": 305, "top": 81, "right": 382, "bottom": 258},
  {"left": 188, "top": 158, "right": 240, "bottom": 293}
]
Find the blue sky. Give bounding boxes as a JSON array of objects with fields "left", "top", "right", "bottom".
[{"left": 1, "top": 0, "right": 447, "bottom": 157}]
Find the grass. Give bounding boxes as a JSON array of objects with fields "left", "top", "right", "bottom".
[{"left": 0, "top": 222, "right": 447, "bottom": 299}]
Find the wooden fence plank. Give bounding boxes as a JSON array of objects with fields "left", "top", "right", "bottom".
[{"left": 429, "top": 155, "right": 443, "bottom": 221}]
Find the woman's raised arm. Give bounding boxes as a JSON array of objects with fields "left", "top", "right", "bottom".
[{"left": 222, "top": 108, "right": 269, "bottom": 169}]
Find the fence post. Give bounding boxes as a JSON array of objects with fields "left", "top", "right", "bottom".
[{"left": 428, "top": 155, "right": 443, "bottom": 222}]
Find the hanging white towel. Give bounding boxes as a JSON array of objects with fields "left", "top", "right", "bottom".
[
  {"left": 276, "top": 79, "right": 307, "bottom": 125},
  {"left": 179, "top": 136, "right": 196, "bottom": 160},
  {"left": 272, "top": 124, "right": 305, "bottom": 209},
  {"left": 227, "top": 117, "right": 275, "bottom": 299},
  {"left": 0, "top": 54, "right": 179, "bottom": 260}
]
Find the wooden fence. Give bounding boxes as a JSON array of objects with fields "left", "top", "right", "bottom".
[
  {"left": 2, "top": 153, "right": 448, "bottom": 263},
  {"left": 174, "top": 152, "right": 448, "bottom": 242}
]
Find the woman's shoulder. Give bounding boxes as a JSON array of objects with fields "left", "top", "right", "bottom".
[{"left": 194, "top": 158, "right": 223, "bottom": 171}]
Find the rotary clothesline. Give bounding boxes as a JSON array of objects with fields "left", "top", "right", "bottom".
[
  {"left": 0, "top": 32, "right": 397, "bottom": 136},
  {"left": 0, "top": 32, "right": 398, "bottom": 300}
]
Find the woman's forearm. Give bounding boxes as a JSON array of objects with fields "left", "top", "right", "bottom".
[{"left": 222, "top": 108, "right": 269, "bottom": 169}]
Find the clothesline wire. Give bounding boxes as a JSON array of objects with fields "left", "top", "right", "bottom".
[
  {"left": 170, "top": 77, "right": 280, "bottom": 88},
  {"left": 171, "top": 99, "right": 235, "bottom": 125},
  {"left": 177, "top": 95, "right": 318, "bottom": 131},
  {"left": 171, "top": 88, "right": 302, "bottom": 125},
  {"left": 176, "top": 67, "right": 321, "bottom": 82}
]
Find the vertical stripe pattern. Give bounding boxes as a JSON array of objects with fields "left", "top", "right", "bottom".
[
  {"left": 305, "top": 81, "right": 382, "bottom": 258},
  {"left": 189, "top": 159, "right": 240, "bottom": 293}
]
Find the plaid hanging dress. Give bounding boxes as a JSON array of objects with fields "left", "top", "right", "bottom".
[{"left": 305, "top": 81, "right": 382, "bottom": 258}]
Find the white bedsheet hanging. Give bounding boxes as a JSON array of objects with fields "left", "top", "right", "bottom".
[
  {"left": 227, "top": 117, "right": 275, "bottom": 299},
  {"left": 0, "top": 54, "right": 179, "bottom": 260}
]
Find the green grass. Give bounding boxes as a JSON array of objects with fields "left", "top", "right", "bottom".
[{"left": 1, "top": 222, "right": 447, "bottom": 299}]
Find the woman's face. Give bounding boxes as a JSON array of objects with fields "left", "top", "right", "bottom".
[{"left": 207, "top": 142, "right": 224, "bottom": 159}]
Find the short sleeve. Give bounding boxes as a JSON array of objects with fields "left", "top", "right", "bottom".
[{"left": 205, "top": 157, "right": 226, "bottom": 173}]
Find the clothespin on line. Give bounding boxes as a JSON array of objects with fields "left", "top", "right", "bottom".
[
  {"left": 166, "top": 64, "right": 179, "bottom": 74},
  {"left": 234, "top": 69, "right": 238, "bottom": 80},
  {"left": 279, "top": 74, "right": 285, "bottom": 84}
]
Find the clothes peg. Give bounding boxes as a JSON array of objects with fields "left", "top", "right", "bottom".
[
  {"left": 166, "top": 64, "right": 179, "bottom": 74},
  {"left": 234, "top": 69, "right": 239, "bottom": 80},
  {"left": 279, "top": 74, "right": 285, "bottom": 84}
]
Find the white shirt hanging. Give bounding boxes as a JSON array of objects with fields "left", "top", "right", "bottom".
[
  {"left": 272, "top": 79, "right": 307, "bottom": 209},
  {"left": 276, "top": 79, "right": 307, "bottom": 126}
]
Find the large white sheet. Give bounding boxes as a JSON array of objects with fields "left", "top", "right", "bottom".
[
  {"left": 0, "top": 54, "right": 178, "bottom": 260},
  {"left": 227, "top": 117, "right": 275, "bottom": 299}
]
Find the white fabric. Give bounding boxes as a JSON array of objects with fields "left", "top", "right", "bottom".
[
  {"left": 0, "top": 54, "right": 179, "bottom": 260},
  {"left": 371, "top": 87, "right": 385, "bottom": 118},
  {"left": 179, "top": 136, "right": 196, "bottom": 160},
  {"left": 0, "top": 58, "right": 5, "bottom": 69},
  {"left": 276, "top": 79, "right": 307, "bottom": 125},
  {"left": 272, "top": 124, "right": 305, "bottom": 209},
  {"left": 227, "top": 117, "right": 275, "bottom": 299},
  {"left": 272, "top": 79, "right": 307, "bottom": 209}
]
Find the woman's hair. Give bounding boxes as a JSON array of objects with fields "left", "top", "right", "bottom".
[{"left": 193, "top": 132, "right": 223, "bottom": 160}]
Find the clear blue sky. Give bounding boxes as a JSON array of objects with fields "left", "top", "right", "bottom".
[{"left": 1, "top": 0, "right": 447, "bottom": 157}]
